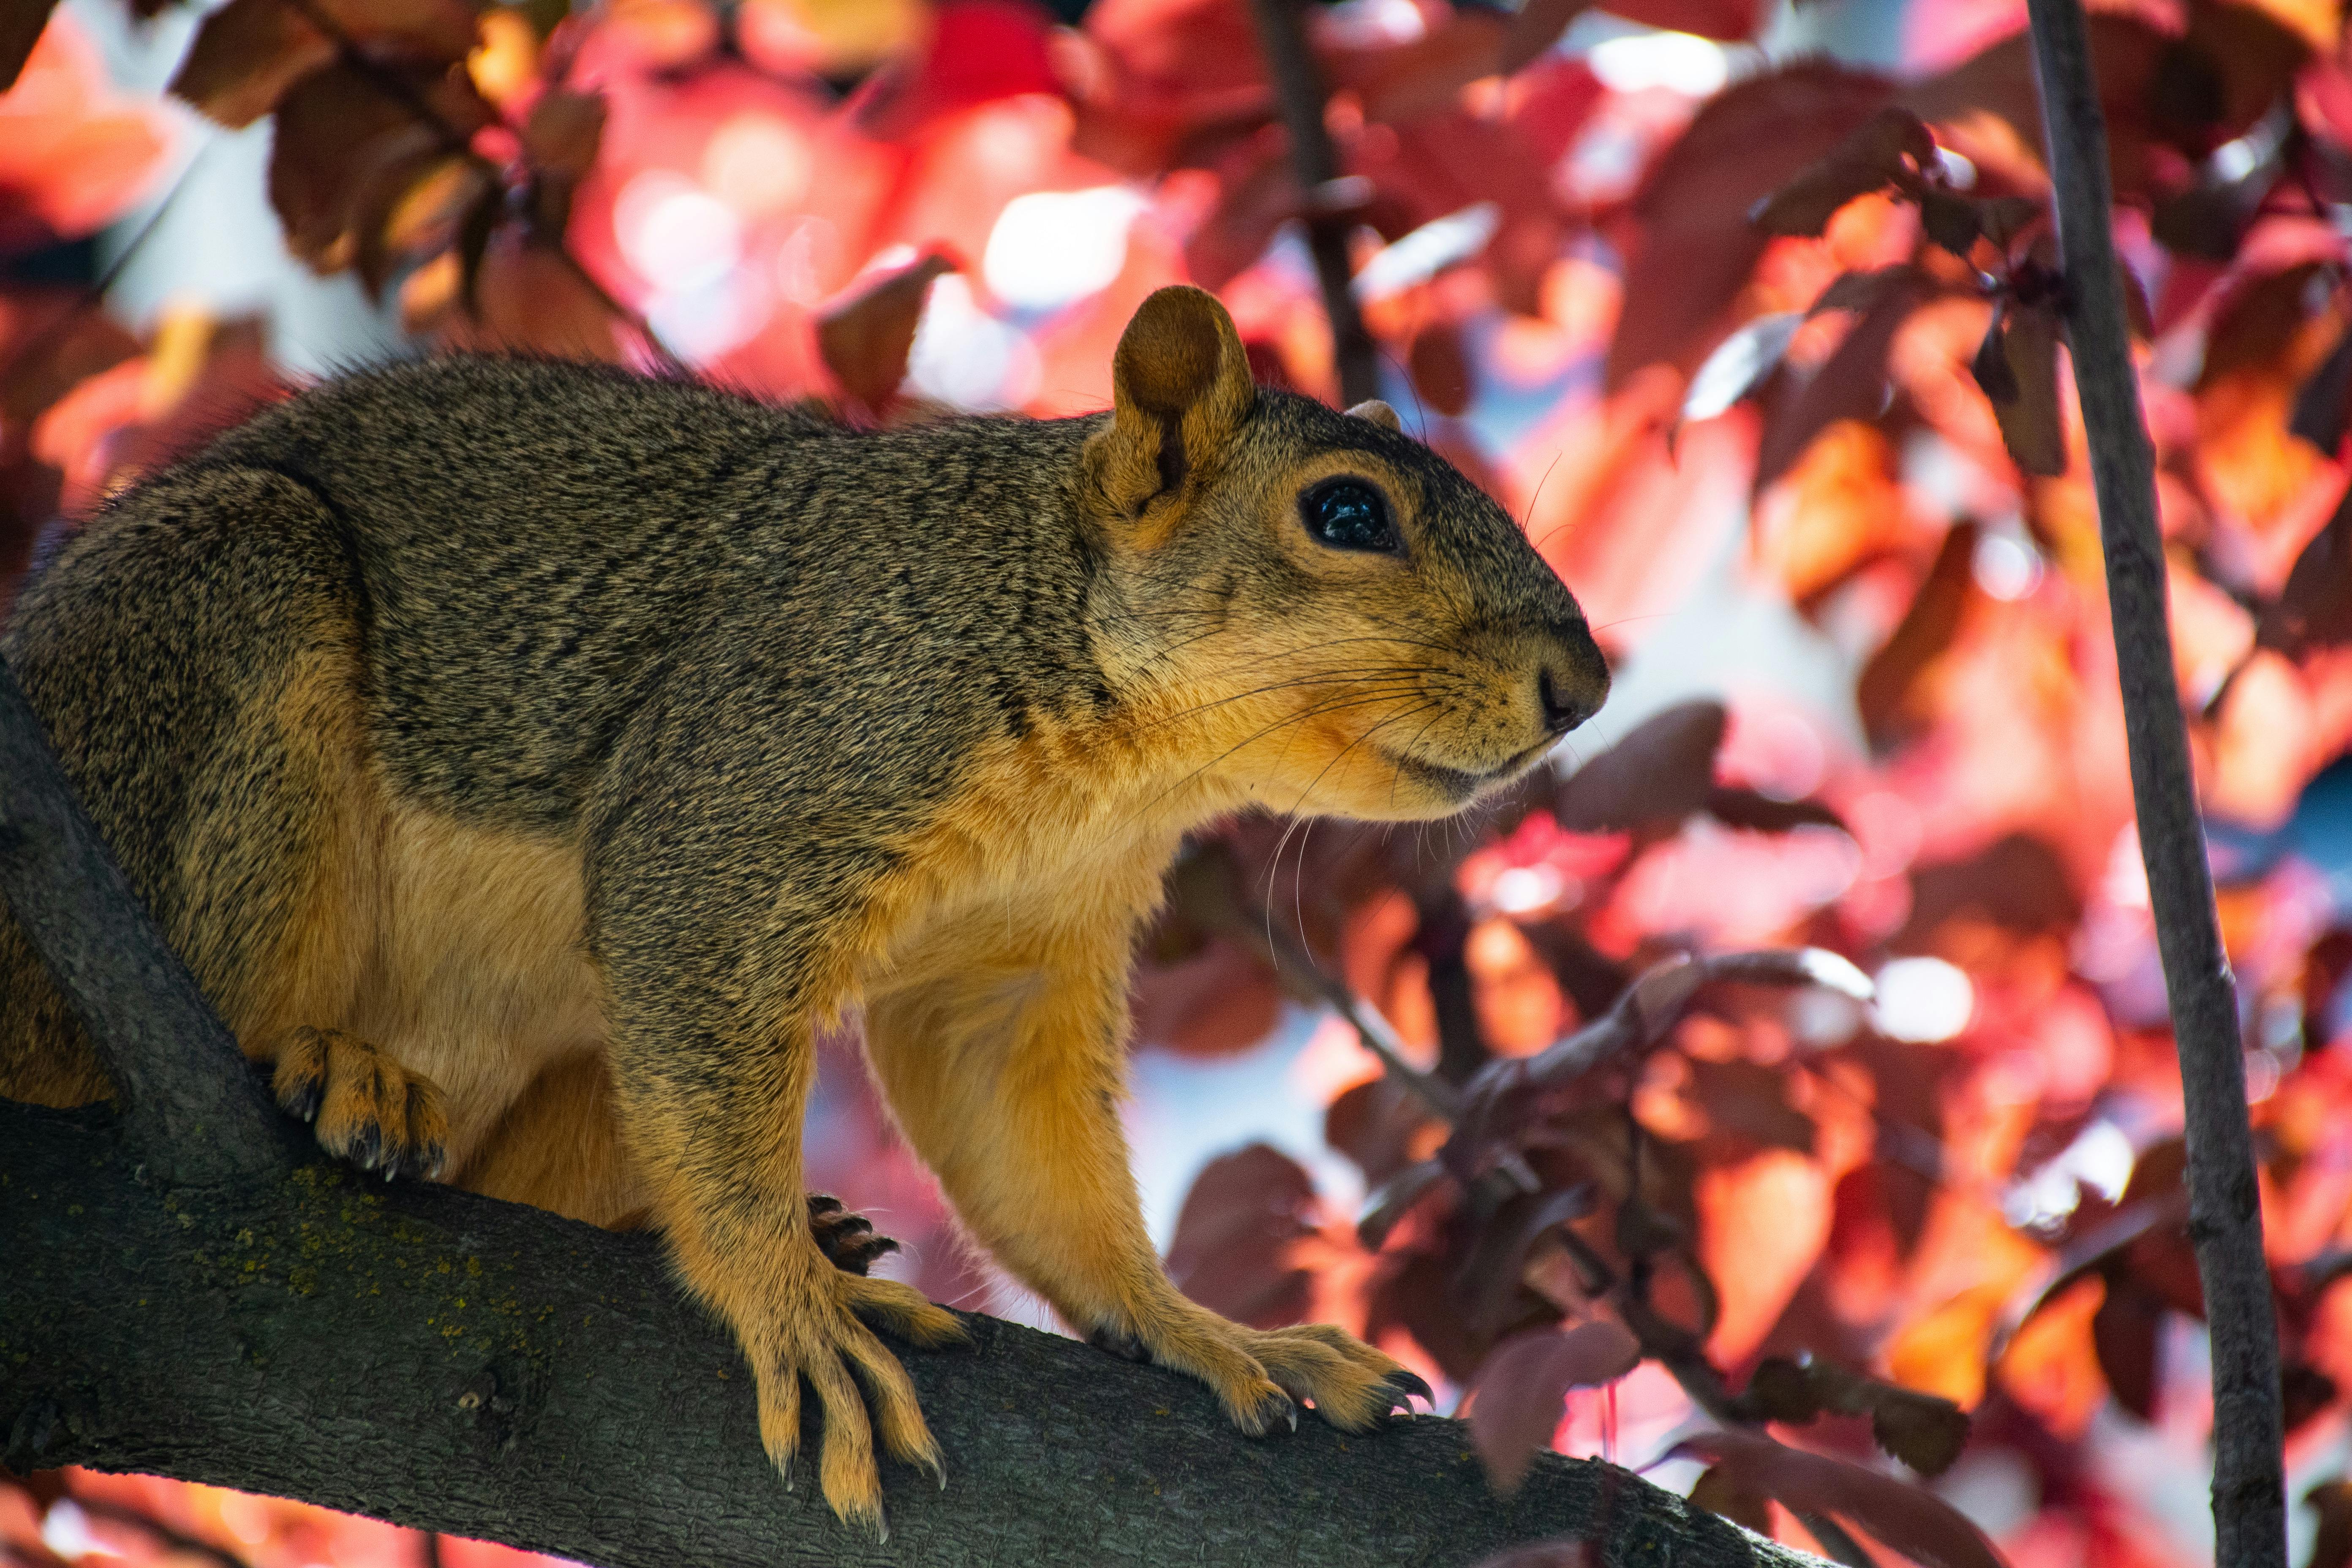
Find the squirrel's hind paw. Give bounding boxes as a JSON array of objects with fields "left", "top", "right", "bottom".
[
  {"left": 271, "top": 1026, "right": 448, "bottom": 1181},
  {"left": 805, "top": 1193, "right": 900, "bottom": 1276}
]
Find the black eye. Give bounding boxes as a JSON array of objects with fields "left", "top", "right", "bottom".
[{"left": 1300, "top": 479, "right": 1399, "bottom": 554}]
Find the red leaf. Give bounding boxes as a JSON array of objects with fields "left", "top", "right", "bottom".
[
  {"left": 1668, "top": 1428, "right": 2004, "bottom": 1568},
  {"left": 1753, "top": 268, "right": 1930, "bottom": 494},
  {"left": 1165, "top": 1143, "right": 1319, "bottom": 1329},
  {"left": 1750, "top": 105, "right": 1935, "bottom": 238},
  {"left": 1550, "top": 700, "right": 1726, "bottom": 833},
  {"left": 0, "top": 16, "right": 170, "bottom": 247},
  {"left": 1855, "top": 521, "right": 1977, "bottom": 750},
  {"left": 1978, "top": 299, "right": 2065, "bottom": 477},
  {"left": 853, "top": 0, "right": 1059, "bottom": 142},
  {"left": 1470, "top": 1321, "right": 1643, "bottom": 1492},
  {"left": 1606, "top": 62, "right": 1893, "bottom": 388},
  {"left": 815, "top": 251, "right": 956, "bottom": 415},
  {"left": 2262, "top": 482, "right": 2352, "bottom": 655}
]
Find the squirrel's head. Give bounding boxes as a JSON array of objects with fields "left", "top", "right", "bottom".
[{"left": 1080, "top": 286, "right": 1608, "bottom": 823}]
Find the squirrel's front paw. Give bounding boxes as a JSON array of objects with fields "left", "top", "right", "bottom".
[
  {"left": 271, "top": 1026, "right": 448, "bottom": 1180},
  {"left": 749, "top": 1266, "right": 968, "bottom": 1533},
  {"left": 1097, "top": 1304, "right": 1427, "bottom": 1437}
]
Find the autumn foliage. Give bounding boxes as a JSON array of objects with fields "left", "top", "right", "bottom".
[{"left": 5, "top": 0, "right": 2352, "bottom": 1564}]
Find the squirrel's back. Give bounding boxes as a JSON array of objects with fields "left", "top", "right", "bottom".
[{"left": 27, "top": 356, "right": 1111, "bottom": 836}]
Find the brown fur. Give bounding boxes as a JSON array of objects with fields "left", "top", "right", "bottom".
[{"left": 0, "top": 286, "right": 1606, "bottom": 1530}]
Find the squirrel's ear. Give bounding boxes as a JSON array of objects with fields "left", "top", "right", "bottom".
[
  {"left": 1345, "top": 399, "right": 1402, "bottom": 432},
  {"left": 1090, "top": 285, "right": 1255, "bottom": 520}
]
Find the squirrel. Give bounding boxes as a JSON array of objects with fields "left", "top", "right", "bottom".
[{"left": 0, "top": 285, "right": 1608, "bottom": 1529}]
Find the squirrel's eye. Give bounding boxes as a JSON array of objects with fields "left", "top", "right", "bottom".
[{"left": 1301, "top": 479, "right": 1398, "bottom": 554}]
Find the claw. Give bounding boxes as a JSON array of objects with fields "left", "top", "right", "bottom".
[
  {"left": 1286, "top": 1405, "right": 1298, "bottom": 1434},
  {"left": 1386, "top": 1369, "right": 1435, "bottom": 1408},
  {"left": 286, "top": 1083, "right": 323, "bottom": 1122}
]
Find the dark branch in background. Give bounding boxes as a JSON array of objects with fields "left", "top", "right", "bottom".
[
  {"left": 0, "top": 656, "right": 280, "bottom": 1184},
  {"left": 0, "top": 625, "right": 1828, "bottom": 1565},
  {"left": 1260, "top": 934, "right": 1904, "bottom": 1568},
  {"left": 2024, "top": 3, "right": 2287, "bottom": 1565},
  {"left": 1247, "top": 0, "right": 1382, "bottom": 408}
]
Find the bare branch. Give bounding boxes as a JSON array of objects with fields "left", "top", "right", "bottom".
[{"left": 2024, "top": 4, "right": 2287, "bottom": 1563}]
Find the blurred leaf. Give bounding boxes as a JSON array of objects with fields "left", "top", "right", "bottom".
[
  {"left": 1856, "top": 521, "right": 1977, "bottom": 751},
  {"left": 1690, "top": 1465, "right": 1773, "bottom": 1535},
  {"left": 852, "top": 0, "right": 1056, "bottom": 141},
  {"left": 1358, "top": 1159, "right": 1448, "bottom": 1251},
  {"left": 2091, "top": 1276, "right": 2162, "bottom": 1420},
  {"left": 0, "top": 0, "right": 62, "bottom": 94},
  {"left": 1551, "top": 700, "right": 1726, "bottom": 834},
  {"left": 1679, "top": 310, "right": 1799, "bottom": 427},
  {"left": 1915, "top": 187, "right": 1980, "bottom": 259},
  {"left": 267, "top": 58, "right": 495, "bottom": 276},
  {"left": 172, "top": 0, "right": 478, "bottom": 129},
  {"left": 1606, "top": 62, "right": 1892, "bottom": 389},
  {"left": 1408, "top": 321, "right": 1474, "bottom": 421},
  {"left": 1750, "top": 106, "right": 1934, "bottom": 239},
  {"left": 2290, "top": 318, "right": 2352, "bottom": 455},
  {"left": 1974, "top": 299, "right": 2066, "bottom": 477},
  {"left": 523, "top": 88, "right": 604, "bottom": 181},
  {"left": 816, "top": 250, "right": 955, "bottom": 414},
  {"left": 2286, "top": 1361, "right": 2340, "bottom": 1435},
  {"left": 2262, "top": 483, "right": 2352, "bottom": 655},
  {"left": 1327, "top": 1075, "right": 1435, "bottom": 1187},
  {"left": 2309, "top": 1478, "right": 2352, "bottom": 1568},
  {"left": 1470, "top": 1320, "right": 1642, "bottom": 1492},
  {"left": 1742, "top": 1355, "right": 1970, "bottom": 1476},
  {"left": 1667, "top": 1428, "right": 2004, "bottom": 1568},
  {"left": 1754, "top": 270, "right": 1929, "bottom": 494},
  {"left": 1701, "top": 785, "right": 1846, "bottom": 834},
  {"left": 171, "top": 0, "right": 336, "bottom": 129},
  {"left": 1457, "top": 1184, "right": 1595, "bottom": 1335},
  {"left": 352, "top": 150, "right": 490, "bottom": 302},
  {"left": 1165, "top": 1143, "right": 1318, "bottom": 1330},
  {"left": 1685, "top": 1059, "right": 1815, "bottom": 1154},
  {"left": 2151, "top": 101, "right": 2290, "bottom": 261}
]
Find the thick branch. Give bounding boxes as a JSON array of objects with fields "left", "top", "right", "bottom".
[
  {"left": 0, "top": 654, "right": 281, "bottom": 1183},
  {"left": 2, "top": 1100, "right": 1816, "bottom": 1568},
  {"left": 2024, "top": 5, "right": 2287, "bottom": 1565}
]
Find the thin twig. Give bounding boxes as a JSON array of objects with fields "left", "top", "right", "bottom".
[
  {"left": 1246, "top": 0, "right": 1381, "bottom": 407},
  {"left": 2024, "top": 4, "right": 2286, "bottom": 1565},
  {"left": 0, "top": 148, "right": 207, "bottom": 393}
]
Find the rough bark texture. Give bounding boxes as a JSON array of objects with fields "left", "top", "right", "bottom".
[
  {"left": 2023, "top": 5, "right": 2288, "bottom": 1565},
  {"left": 2, "top": 1100, "right": 1816, "bottom": 1568},
  {"left": 0, "top": 656, "right": 280, "bottom": 1184},
  {"left": 0, "top": 653, "right": 1829, "bottom": 1565}
]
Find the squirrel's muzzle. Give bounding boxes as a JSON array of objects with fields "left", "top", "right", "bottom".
[{"left": 1534, "top": 621, "right": 1609, "bottom": 738}]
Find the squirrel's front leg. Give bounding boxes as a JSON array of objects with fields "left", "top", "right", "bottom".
[
  {"left": 863, "top": 943, "right": 1427, "bottom": 1435},
  {"left": 601, "top": 997, "right": 965, "bottom": 1530}
]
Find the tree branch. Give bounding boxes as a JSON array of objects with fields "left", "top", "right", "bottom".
[
  {"left": 2024, "top": 4, "right": 2287, "bottom": 1564},
  {"left": 0, "top": 653, "right": 281, "bottom": 1184},
  {"left": 1, "top": 1100, "right": 1821, "bottom": 1568},
  {"left": 1247, "top": 0, "right": 1382, "bottom": 408}
]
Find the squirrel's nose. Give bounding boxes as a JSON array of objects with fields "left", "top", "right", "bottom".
[{"left": 1535, "top": 632, "right": 1607, "bottom": 735}]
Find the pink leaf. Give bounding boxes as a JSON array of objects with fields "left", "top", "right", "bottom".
[{"left": 1470, "top": 1321, "right": 1643, "bottom": 1493}]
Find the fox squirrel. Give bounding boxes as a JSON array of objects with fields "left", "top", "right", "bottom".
[{"left": 0, "top": 286, "right": 1607, "bottom": 1528}]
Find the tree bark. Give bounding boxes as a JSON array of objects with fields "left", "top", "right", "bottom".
[
  {"left": 1, "top": 1100, "right": 1818, "bottom": 1568},
  {"left": 2023, "top": 5, "right": 2287, "bottom": 1565}
]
